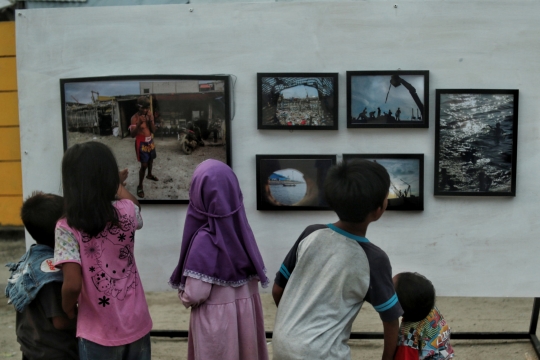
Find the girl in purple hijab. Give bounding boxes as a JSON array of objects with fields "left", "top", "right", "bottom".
[{"left": 170, "top": 159, "right": 269, "bottom": 360}]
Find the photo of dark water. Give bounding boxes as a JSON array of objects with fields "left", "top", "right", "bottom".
[{"left": 437, "top": 92, "right": 516, "bottom": 193}]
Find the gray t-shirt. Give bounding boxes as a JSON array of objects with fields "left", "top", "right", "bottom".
[
  {"left": 16, "top": 281, "right": 78, "bottom": 360},
  {"left": 272, "top": 224, "right": 402, "bottom": 360}
]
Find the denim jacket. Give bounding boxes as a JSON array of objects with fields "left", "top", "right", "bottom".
[{"left": 5, "top": 244, "right": 63, "bottom": 312}]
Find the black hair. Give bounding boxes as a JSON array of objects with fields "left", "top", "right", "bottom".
[
  {"left": 324, "top": 159, "right": 390, "bottom": 223},
  {"left": 394, "top": 272, "right": 436, "bottom": 322},
  {"left": 62, "top": 142, "right": 120, "bottom": 237},
  {"left": 20, "top": 191, "right": 64, "bottom": 247}
]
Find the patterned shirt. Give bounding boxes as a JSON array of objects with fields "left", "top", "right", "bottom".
[
  {"left": 395, "top": 307, "right": 454, "bottom": 359},
  {"left": 54, "top": 199, "right": 152, "bottom": 346}
]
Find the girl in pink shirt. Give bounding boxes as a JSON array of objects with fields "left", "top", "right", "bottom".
[{"left": 54, "top": 142, "right": 152, "bottom": 360}]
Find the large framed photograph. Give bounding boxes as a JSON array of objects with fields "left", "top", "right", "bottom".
[
  {"left": 435, "top": 89, "right": 519, "bottom": 196},
  {"left": 343, "top": 154, "right": 424, "bottom": 211},
  {"left": 347, "top": 70, "right": 429, "bottom": 128},
  {"left": 60, "top": 75, "right": 232, "bottom": 204},
  {"left": 257, "top": 73, "right": 338, "bottom": 130},
  {"left": 256, "top": 154, "right": 337, "bottom": 210}
]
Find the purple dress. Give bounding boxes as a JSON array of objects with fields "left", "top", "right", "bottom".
[
  {"left": 170, "top": 160, "right": 269, "bottom": 360},
  {"left": 180, "top": 278, "right": 268, "bottom": 360}
]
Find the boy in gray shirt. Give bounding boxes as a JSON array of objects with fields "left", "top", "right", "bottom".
[{"left": 272, "top": 159, "right": 403, "bottom": 360}]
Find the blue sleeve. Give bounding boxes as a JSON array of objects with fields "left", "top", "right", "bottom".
[{"left": 362, "top": 243, "right": 403, "bottom": 322}]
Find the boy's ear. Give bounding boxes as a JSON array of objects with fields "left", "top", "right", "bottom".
[{"left": 369, "top": 206, "right": 386, "bottom": 222}]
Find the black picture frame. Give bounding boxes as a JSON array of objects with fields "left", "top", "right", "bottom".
[
  {"left": 434, "top": 89, "right": 519, "bottom": 196},
  {"left": 60, "top": 75, "right": 232, "bottom": 204},
  {"left": 343, "top": 154, "right": 424, "bottom": 211},
  {"left": 257, "top": 73, "right": 339, "bottom": 130},
  {"left": 256, "top": 154, "right": 337, "bottom": 210},
  {"left": 347, "top": 70, "right": 429, "bottom": 128}
]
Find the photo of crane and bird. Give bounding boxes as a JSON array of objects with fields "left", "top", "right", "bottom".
[{"left": 343, "top": 154, "right": 424, "bottom": 211}]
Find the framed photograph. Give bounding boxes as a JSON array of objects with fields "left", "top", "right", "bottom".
[
  {"left": 434, "top": 89, "right": 518, "bottom": 196},
  {"left": 257, "top": 73, "right": 338, "bottom": 130},
  {"left": 347, "top": 70, "right": 429, "bottom": 128},
  {"left": 60, "top": 75, "right": 232, "bottom": 204},
  {"left": 343, "top": 154, "right": 424, "bottom": 211},
  {"left": 256, "top": 154, "right": 337, "bottom": 210}
]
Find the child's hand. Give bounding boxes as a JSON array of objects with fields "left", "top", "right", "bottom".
[{"left": 119, "top": 169, "right": 128, "bottom": 186}]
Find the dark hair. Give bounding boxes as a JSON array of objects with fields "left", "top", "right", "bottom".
[
  {"left": 62, "top": 142, "right": 120, "bottom": 237},
  {"left": 324, "top": 159, "right": 390, "bottom": 223},
  {"left": 20, "top": 191, "right": 64, "bottom": 247},
  {"left": 394, "top": 272, "right": 435, "bottom": 322}
]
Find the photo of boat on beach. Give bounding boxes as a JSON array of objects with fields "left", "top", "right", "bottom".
[
  {"left": 347, "top": 70, "right": 429, "bottom": 128},
  {"left": 257, "top": 73, "right": 338, "bottom": 130},
  {"left": 343, "top": 154, "right": 424, "bottom": 211},
  {"left": 434, "top": 89, "right": 518, "bottom": 196},
  {"left": 256, "top": 154, "right": 336, "bottom": 210}
]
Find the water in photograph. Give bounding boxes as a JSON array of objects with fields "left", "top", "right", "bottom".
[
  {"left": 438, "top": 93, "right": 514, "bottom": 193},
  {"left": 268, "top": 168, "right": 307, "bottom": 205},
  {"left": 269, "top": 183, "right": 308, "bottom": 205}
]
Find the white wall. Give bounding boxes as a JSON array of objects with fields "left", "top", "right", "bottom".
[{"left": 16, "top": 1, "right": 540, "bottom": 296}]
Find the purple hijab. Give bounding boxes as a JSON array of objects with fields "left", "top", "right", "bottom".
[{"left": 169, "top": 159, "right": 269, "bottom": 290}]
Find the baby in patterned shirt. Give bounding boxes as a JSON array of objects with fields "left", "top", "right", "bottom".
[{"left": 393, "top": 272, "right": 455, "bottom": 360}]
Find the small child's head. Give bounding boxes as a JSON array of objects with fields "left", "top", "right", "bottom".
[
  {"left": 62, "top": 141, "right": 120, "bottom": 236},
  {"left": 20, "top": 191, "right": 64, "bottom": 248},
  {"left": 324, "top": 159, "right": 390, "bottom": 223},
  {"left": 393, "top": 272, "right": 435, "bottom": 322}
]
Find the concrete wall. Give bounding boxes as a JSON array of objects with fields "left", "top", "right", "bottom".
[{"left": 16, "top": 2, "right": 540, "bottom": 296}]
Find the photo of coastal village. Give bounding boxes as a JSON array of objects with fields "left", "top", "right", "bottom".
[
  {"left": 348, "top": 72, "right": 427, "bottom": 128},
  {"left": 62, "top": 77, "right": 229, "bottom": 202},
  {"left": 258, "top": 74, "right": 337, "bottom": 129}
]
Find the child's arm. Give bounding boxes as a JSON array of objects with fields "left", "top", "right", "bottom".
[
  {"left": 382, "top": 318, "right": 399, "bottom": 360},
  {"left": 178, "top": 277, "right": 212, "bottom": 308},
  {"left": 117, "top": 184, "right": 140, "bottom": 209},
  {"left": 61, "top": 262, "right": 82, "bottom": 319},
  {"left": 272, "top": 283, "right": 285, "bottom": 306},
  {"left": 52, "top": 315, "right": 76, "bottom": 330}
]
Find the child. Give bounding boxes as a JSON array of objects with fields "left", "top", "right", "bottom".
[
  {"left": 272, "top": 159, "right": 403, "bottom": 360},
  {"left": 54, "top": 141, "right": 153, "bottom": 359},
  {"left": 393, "top": 272, "right": 454, "bottom": 359},
  {"left": 169, "top": 159, "right": 269, "bottom": 360},
  {"left": 5, "top": 191, "right": 78, "bottom": 359}
]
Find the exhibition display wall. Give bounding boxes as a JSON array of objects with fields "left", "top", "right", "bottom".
[{"left": 16, "top": 1, "right": 540, "bottom": 295}]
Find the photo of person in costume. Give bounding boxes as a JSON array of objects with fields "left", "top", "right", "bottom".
[
  {"left": 130, "top": 96, "right": 158, "bottom": 198},
  {"left": 393, "top": 272, "right": 454, "bottom": 359},
  {"left": 169, "top": 159, "right": 269, "bottom": 360},
  {"left": 6, "top": 191, "right": 78, "bottom": 360}
]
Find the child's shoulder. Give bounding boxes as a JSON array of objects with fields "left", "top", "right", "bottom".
[{"left": 113, "top": 198, "right": 137, "bottom": 213}]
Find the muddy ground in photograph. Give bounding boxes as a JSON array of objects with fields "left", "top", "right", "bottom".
[
  {"left": 67, "top": 131, "right": 226, "bottom": 201},
  {"left": 1, "top": 239, "right": 538, "bottom": 359}
]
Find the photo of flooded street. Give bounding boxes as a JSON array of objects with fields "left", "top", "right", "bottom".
[
  {"left": 435, "top": 91, "right": 518, "bottom": 195},
  {"left": 258, "top": 74, "right": 338, "bottom": 130}
]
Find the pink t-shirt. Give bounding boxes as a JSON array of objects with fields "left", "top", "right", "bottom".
[{"left": 54, "top": 199, "right": 153, "bottom": 346}]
